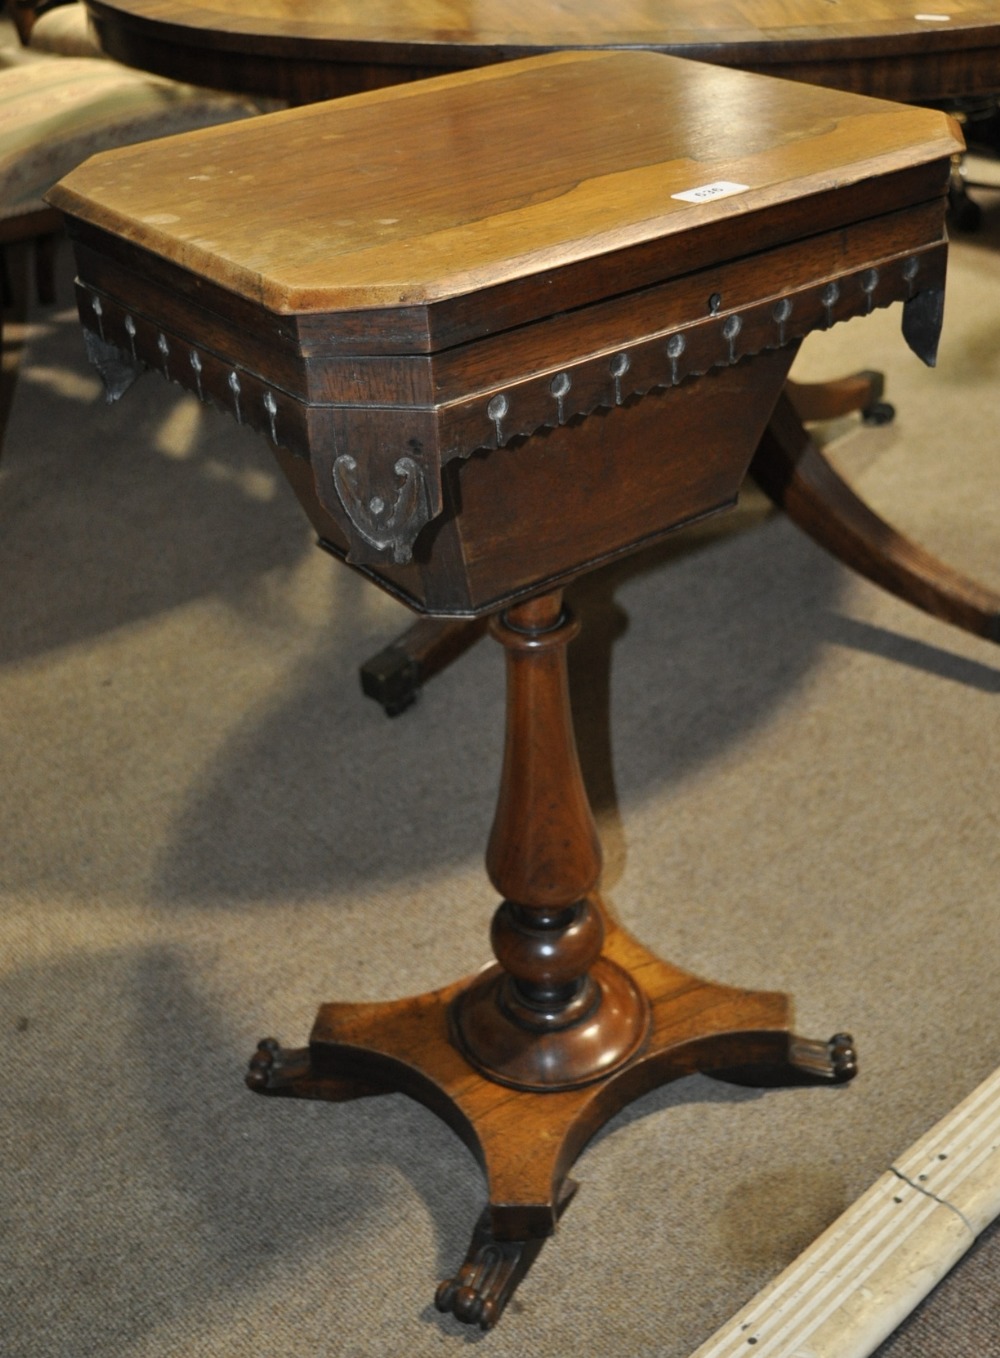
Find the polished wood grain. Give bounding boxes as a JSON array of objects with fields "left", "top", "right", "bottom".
[
  {"left": 85, "top": 0, "right": 1000, "bottom": 102},
  {"left": 454, "top": 594, "right": 650, "bottom": 1092}
]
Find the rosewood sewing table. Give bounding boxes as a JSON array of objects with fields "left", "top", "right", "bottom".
[{"left": 50, "top": 50, "right": 961, "bottom": 1328}]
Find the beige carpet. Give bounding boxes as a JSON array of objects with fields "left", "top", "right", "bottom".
[{"left": 1, "top": 172, "right": 998, "bottom": 1356}]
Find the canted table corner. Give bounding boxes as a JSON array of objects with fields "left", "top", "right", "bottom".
[{"left": 49, "top": 50, "right": 959, "bottom": 1329}]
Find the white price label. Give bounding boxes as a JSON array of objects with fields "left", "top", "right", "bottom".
[{"left": 671, "top": 180, "right": 750, "bottom": 205}]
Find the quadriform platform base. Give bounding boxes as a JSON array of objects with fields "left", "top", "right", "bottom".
[
  {"left": 248, "top": 592, "right": 856, "bottom": 1329},
  {"left": 49, "top": 51, "right": 959, "bottom": 1329}
]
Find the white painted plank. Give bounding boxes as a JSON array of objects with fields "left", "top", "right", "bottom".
[{"left": 689, "top": 1065, "right": 1000, "bottom": 1358}]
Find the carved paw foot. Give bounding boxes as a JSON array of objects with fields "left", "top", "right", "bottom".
[
  {"left": 434, "top": 1207, "right": 544, "bottom": 1331},
  {"left": 246, "top": 1038, "right": 312, "bottom": 1094},
  {"left": 710, "top": 1032, "right": 858, "bottom": 1088},
  {"left": 246, "top": 1036, "right": 391, "bottom": 1101},
  {"left": 789, "top": 1032, "right": 858, "bottom": 1083},
  {"left": 435, "top": 1184, "right": 576, "bottom": 1330}
]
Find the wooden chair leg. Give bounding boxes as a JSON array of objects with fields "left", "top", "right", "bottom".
[
  {"left": 0, "top": 247, "right": 11, "bottom": 310},
  {"left": 359, "top": 614, "right": 488, "bottom": 715},
  {"left": 33, "top": 232, "right": 58, "bottom": 306},
  {"left": 0, "top": 209, "right": 65, "bottom": 313}
]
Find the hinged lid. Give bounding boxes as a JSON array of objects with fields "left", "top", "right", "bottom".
[{"left": 49, "top": 49, "right": 961, "bottom": 354}]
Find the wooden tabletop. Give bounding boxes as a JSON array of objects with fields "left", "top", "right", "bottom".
[
  {"left": 85, "top": 0, "right": 1000, "bottom": 103},
  {"left": 49, "top": 51, "right": 961, "bottom": 316}
]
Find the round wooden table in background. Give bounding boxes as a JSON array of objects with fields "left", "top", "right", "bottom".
[{"left": 84, "top": 0, "right": 1000, "bottom": 104}]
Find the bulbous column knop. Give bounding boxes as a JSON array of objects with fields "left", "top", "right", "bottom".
[{"left": 452, "top": 591, "right": 649, "bottom": 1090}]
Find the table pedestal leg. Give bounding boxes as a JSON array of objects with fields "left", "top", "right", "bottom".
[
  {"left": 752, "top": 391, "right": 1000, "bottom": 641},
  {"left": 248, "top": 588, "right": 856, "bottom": 1329},
  {"left": 786, "top": 372, "right": 893, "bottom": 426}
]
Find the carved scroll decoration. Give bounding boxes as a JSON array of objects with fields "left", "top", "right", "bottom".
[
  {"left": 311, "top": 405, "right": 445, "bottom": 567},
  {"left": 434, "top": 1183, "right": 578, "bottom": 1330},
  {"left": 83, "top": 329, "right": 145, "bottom": 403},
  {"left": 331, "top": 452, "right": 434, "bottom": 564},
  {"left": 902, "top": 288, "right": 945, "bottom": 367}
]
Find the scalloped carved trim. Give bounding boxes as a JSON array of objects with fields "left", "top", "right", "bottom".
[
  {"left": 448, "top": 245, "right": 948, "bottom": 460},
  {"left": 76, "top": 241, "right": 947, "bottom": 566}
]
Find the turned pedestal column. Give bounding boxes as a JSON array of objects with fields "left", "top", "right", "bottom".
[{"left": 452, "top": 591, "right": 648, "bottom": 1091}]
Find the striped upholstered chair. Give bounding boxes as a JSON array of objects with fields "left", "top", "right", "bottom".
[
  {"left": 0, "top": 50, "right": 259, "bottom": 339},
  {"left": 6, "top": 0, "right": 103, "bottom": 57}
]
